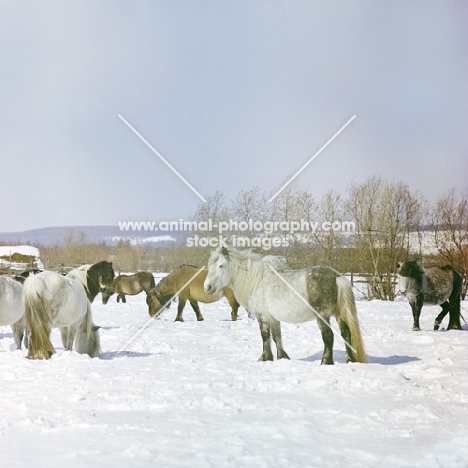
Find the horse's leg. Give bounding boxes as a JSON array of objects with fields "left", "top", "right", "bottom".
[
  {"left": 60, "top": 327, "right": 69, "bottom": 350},
  {"left": 189, "top": 300, "right": 204, "bottom": 321},
  {"left": 257, "top": 315, "right": 274, "bottom": 361},
  {"left": 11, "top": 317, "right": 26, "bottom": 350},
  {"left": 434, "top": 302, "right": 450, "bottom": 330},
  {"left": 336, "top": 317, "right": 355, "bottom": 363},
  {"left": 121, "top": 294, "right": 126, "bottom": 304},
  {"left": 60, "top": 326, "right": 75, "bottom": 351},
  {"left": 411, "top": 294, "right": 424, "bottom": 331},
  {"left": 448, "top": 301, "right": 462, "bottom": 330},
  {"left": 175, "top": 298, "right": 187, "bottom": 322},
  {"left": 11, "top": 324, "right": 24, "bottom": 350},
  {"left": 270, "top": 318, "right": 290, "bottom": 360},
  {"left": 317, "top": 316, "right": 334, "bottom": 365},
  {"left": 224, "top": 289, "right": 239, "bottom": 321},
  {"left": 447, "top": 276, "right": 463, "bottom": 330}
]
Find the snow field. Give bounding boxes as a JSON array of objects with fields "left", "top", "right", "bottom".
[{"left": 1, "top": 285, "right": 467, "bottom": 467}]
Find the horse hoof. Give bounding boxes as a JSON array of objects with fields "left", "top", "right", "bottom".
[
  {"left": 197, "top": 317, "right": 204, "bottom": 321},
  {"left": 174, "top": 318, "right": 184, "bottom": 322},
  {"left": 258, "top": 354, "right": 274, "bottom": 362},
  {"left": 412, "top": 326, "right": 420, "bottom": 331}
]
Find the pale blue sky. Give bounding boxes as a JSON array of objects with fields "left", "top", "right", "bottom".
[{"left": 1, "top": 1, "right": 467, "bottom": 232}]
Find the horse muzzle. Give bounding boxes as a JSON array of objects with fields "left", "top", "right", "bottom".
[{"left": 204, "top": 283, "right": 216, "bottom": 294}]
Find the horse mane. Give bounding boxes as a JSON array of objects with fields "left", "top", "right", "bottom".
[
  {"left": 217, "top": 247, "right": 271, "bottom": 307},
  {"left": 159, "top": 264, "right": 201, "bottom": 288},
  {"left": 398, "top": 260, "right": 424, "bottom": 279},
  {"left": 150, "top": 284, "right": 173, "bottom": 305},
  {"left": 176, "top": 263, "right": 200, "bottom": 269}
]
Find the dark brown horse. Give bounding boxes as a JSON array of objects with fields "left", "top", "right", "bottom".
[
  {"left": 70, "top": 261, "right": 115, "bottom": 303},
  {"left": 146, "top": 264, "right": 240, "bottom": 321},
  {"left": 102, "top": 272, "right": 155, "bottom": 304}
]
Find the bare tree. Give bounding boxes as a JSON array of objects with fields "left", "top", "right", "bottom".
[
  {"left": 346, "top": 177, "right": 424, "bottom": 300},
  {"left": 230, "top": 186, "right": 267, "bottom": 222},
  {"left": 193, "top": 190, "right": 230, "bottom": 223},
  {"left": 429, "top": 189, "right": 468, "bottom": 298},
  {"left": 313, "top": 190, "right": 345, "bottom": 268}
]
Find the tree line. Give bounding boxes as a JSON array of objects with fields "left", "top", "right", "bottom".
[{"left": 19, "top": 176, "right": 468, "bottom": 301}]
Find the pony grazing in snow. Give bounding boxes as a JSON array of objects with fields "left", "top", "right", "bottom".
[
  {"left": 102, "top": 271, "right": 155, "bottom": 304},
  {"left": 204, "top": 246, "right": 367, "bottom": 364},
  {"left": 0, "top": 276, "right": 28, "bottom": 349},
  {"left": 147, "top": 264, "right": 240, "bottom": 321},
  {"left": 22, "top": 263, "right": 108, "bottom": 360},
  {"left": 396, "top": 260, "right": 463, "bottom": 331}
]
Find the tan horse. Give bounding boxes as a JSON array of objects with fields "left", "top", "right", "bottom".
[
  {"left": 102, "top": 272, "right": 155, "bottom": 304},
  {"left": 146, "top": 265, "right": 240, "bottom": 321}
]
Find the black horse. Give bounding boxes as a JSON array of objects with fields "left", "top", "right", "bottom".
[{"left": 396, "top": 260, "right": 463, "bottom": 331}]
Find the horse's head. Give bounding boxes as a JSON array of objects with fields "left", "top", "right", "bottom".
[
  {"left": 101, "top": 288, "right": 114, "bottom": 305},
  {"left": 146, "top": 286, "right": 172, "bottom": 318},
  {"left": 204, "top": 246, "right": 232, "bottom": 295},
  {"left": 396, "top": 260, "right": 423, "bottom": 294},
  {"left": 93, "top": 261, "right": 115, "bottom": 289}
]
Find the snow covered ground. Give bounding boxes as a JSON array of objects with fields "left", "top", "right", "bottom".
[{"left": 1, "top": 276, "right": 468, "bottom": 468}]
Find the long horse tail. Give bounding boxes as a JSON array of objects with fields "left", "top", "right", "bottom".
[
  {"left": 336, "top": 276, "right": 368, "bottom": 363},
  {"left": 23, "top": 280, "right": 56, "bottom": 359}
]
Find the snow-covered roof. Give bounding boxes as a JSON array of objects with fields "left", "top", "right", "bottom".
[
  {"left": 0, "top": 245, "right": 41, "bottom": 258},
  {"left": 0, "top": 245, "right": 44, "bottom": 270}
]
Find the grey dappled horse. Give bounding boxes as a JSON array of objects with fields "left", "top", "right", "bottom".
[
  {"left": 204, "top": 246, "right": 367, "bottom": 364},
  {"left": 396, "top": 260, "right": 463, "bottom": 331}
]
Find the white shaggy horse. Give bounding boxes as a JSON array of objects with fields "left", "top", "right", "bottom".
[
  {"left": 23, "top": 269, "right": 100, "bottom": 360},
  {"left": 204, "top": 246, "right": 367, "bottom": 364},
  {"left": 0, "top": 277, "right": 27, "bottom": 349}
]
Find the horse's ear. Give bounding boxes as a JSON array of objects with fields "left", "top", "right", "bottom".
[
  {"left": 397, "top": 261, "right": 402, "bottom": 268},
  {"left": 220, "top": 246, "right": 229, "bottom": 257},
  {"left": 92, "top": 325, "right": 101, "bottom": 332}
]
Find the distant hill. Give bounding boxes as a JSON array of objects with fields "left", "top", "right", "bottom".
[{"left": 0, "top": 226, "right": 188, "bottom": 247}]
